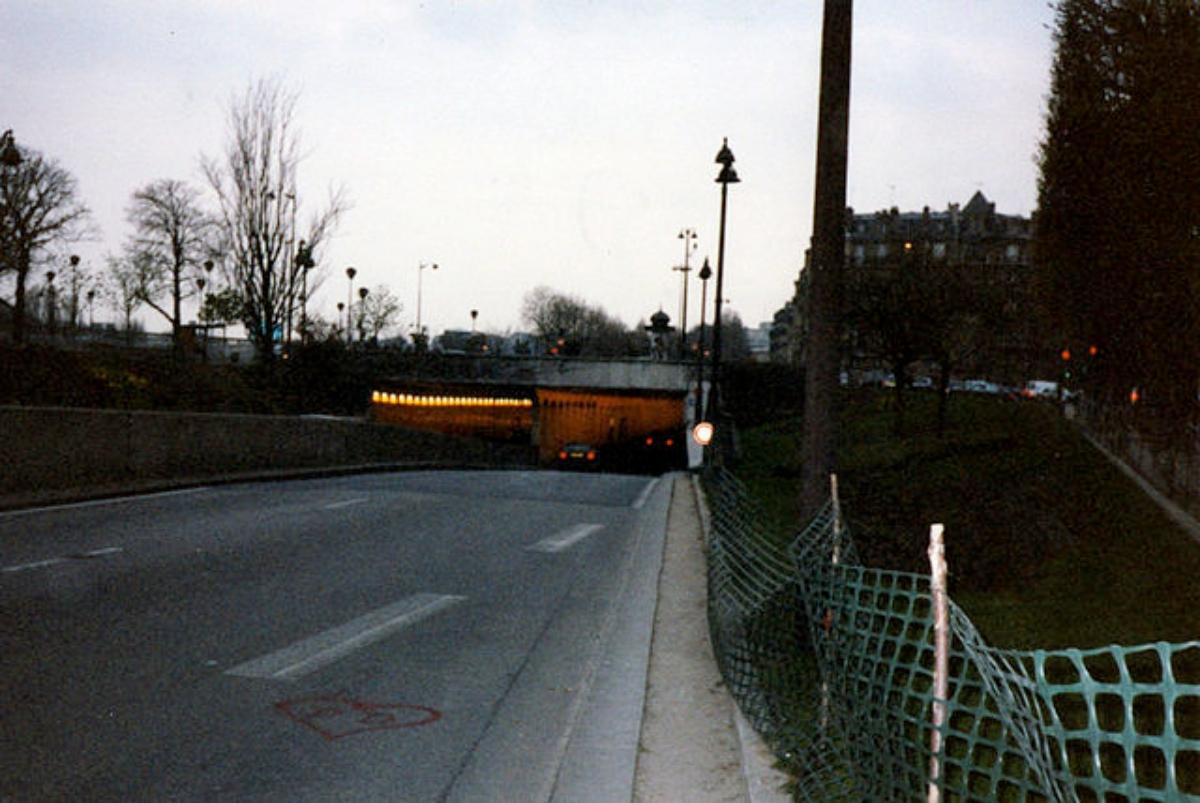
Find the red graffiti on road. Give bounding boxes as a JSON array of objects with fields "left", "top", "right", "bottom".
[{"left": 276, "top": 691, "right": 441, "bottom": 740}]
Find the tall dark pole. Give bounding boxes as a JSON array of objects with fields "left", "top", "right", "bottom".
[
  {"left": 345, "top": 266, "right": 357, "bottom": 343},
  {"left": 710, "top": 139, "right": 739, "bottom": 422},
  {"left": 1, "top": 131, "right": 26, "bottom": 344},
  {"left": 674, "top": 228, "right": 697, "bottom": 354},
  {"left": 696, "top": 257, "right": 712, "bottom": 424},
  {"left": 800, "top": 0, "right": 853, "bottom": 518}
]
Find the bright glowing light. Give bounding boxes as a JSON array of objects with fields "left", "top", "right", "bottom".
[
  {"left": 370, "top": 390, "right": 534, "bottom": 409},
  {"left": 692, "top": 421, "right": 715, "bottom": 446}
]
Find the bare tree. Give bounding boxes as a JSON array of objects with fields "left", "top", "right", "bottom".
[
  {"left": 0, "top": 141, "right": 93, "bottom": 343},
  {"left": 520, "top": 285, "right": 633, "bottom": 356},
  {"left": 356, "top": 284, "right": 402, "bottom": 342},
  {"left": 102, "top": 252, "right": 152, "bottom": 342},
  {"left": 123, "top": 179, "right": 213, "bottom": 351},
  {"left": 203, "top": 78, "right": 347, "bottom": 363}
]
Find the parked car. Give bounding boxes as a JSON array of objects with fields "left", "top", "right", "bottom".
[
  {"left": 961, "top": 379, "right": 1007, "bottom": 395},
  {"left": 1022, "top": 380, "right": 1059, "bottom": 399}
]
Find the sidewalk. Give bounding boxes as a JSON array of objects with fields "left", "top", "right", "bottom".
[{"left": 634, "top": 474, "right": 791, "bottom": 802}]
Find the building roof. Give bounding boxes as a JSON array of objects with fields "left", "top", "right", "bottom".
[{"left": 962, "top": 190, "right": 994, "bottom": 217}]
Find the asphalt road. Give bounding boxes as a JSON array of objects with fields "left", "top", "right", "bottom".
[{"left": 0, "top": 470, "right": 670, "bottom": 802}]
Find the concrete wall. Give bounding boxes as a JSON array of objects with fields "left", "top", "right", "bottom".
[{"left": 2, "top": 406, "right": 534, "bottom": 497}]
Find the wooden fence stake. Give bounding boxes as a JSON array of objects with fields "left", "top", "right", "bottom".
[{"left": 927, "top": 523, "right": 948, "bottom": 803}]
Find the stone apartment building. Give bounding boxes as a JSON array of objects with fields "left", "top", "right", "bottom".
[{"left": 775, "top": 191, "right": 1041, "bottom": 381}]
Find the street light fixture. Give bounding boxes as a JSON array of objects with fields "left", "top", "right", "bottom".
[
  {"left": 673, "top": 229, "right": 698, "bottom": 355},
  {"left": 294, "top": 240, "right": 314, "bottom": 342},
  {"left": 358, "top": 286, "right": 369, "bottom": 342},
  {"left": 45, "top": 270, "right": 57, "bottom": 336},
  {"left": 416, "top": 262, "right": 438, "bottom": 338},
  {"left": 0, "top": 130, "right": 21, "bottom": 168},
  {"left": 696, "top": 257, "right": 712, "bottom": 423},
  {"left": 345, "top": 266, "right": 357, "bottom": 343},
  {"left": 710, "top": 138, "right": 740, "bottom": 420}
]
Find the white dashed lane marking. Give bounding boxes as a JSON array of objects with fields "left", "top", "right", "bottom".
[
  {"left": 2, "top": 546, "right": 125, "bottom": 574},
  {"left": 527, "top": 524, "right": 606, "bottom": 554},
  {"left": 321, "top": 497, "right": 369, "bottom": 511},
  {"left": 226, "top": 593, "right": 466, "bottom": 681}
]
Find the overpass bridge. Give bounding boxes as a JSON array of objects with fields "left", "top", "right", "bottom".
[{"left": 369, "top": 357, "right": 698, "bottom": 468}]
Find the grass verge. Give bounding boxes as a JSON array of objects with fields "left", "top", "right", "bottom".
[{"left": 733, "top": 388, "right": 1200, "bottom": 649}]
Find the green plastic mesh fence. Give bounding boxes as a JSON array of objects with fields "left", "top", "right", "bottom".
[{"left": 700, "top": 465, "right": 1200, "bottom": 802}]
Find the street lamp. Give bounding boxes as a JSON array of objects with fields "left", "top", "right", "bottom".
[
  {"left": 294, "top": 240, "right": 314, "bottom": 342},
  {"left": 696, "top": 257, "right": 712, "bottom": 423},
  {"left": 416, "top": 262, "right": 438, "bottom": 338},
  {"left": 336, "top": 302, "right": 345, "bottom": 340},
  {"left": 673, "top": 228, "right": 698, "bottom": 354},
  {"left": 0, "top": 130, "right": 20, "bottom": 168},
  {"left": 470, "top": 309, "right": 478, "bottom": 333},
  {"left": 358, "top": 286, "right": 369, "bottom": 342},
  {"left": 710, "top": 138, "right": 740, "bottom": 419},
  {"left": 45, "top": 270, "right": 57, "bottom": 336},
  {"left": 345, "top": 266, "right": 357, "bottom": 343}
]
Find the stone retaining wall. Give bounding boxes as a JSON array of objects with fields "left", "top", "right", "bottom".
[{"left": 3, "top": 406, "right": 533, "bottom": 495}]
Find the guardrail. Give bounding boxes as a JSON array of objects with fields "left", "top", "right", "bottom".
[{"left": 700, "top": 464, "right": 1200, "bottom": 801}]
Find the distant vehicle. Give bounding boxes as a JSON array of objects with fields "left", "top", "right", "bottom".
[
  {"left": 860, "top": 369, "right": 895, "bottom": 387},
  {"left": 557, "top": 442, "right": 597, "bottom": 467},
  {"left": 911, "top": 376, "right": 933, "bottom": 389},
  {"left": 1022, "top": 380, "right": 1059, "bottom": 399},
  {"left": 963, "top": 379, "right": 1003, "bottom": 395}
]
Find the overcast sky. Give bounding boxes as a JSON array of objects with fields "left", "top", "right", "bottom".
[{"left": 3, "top": 1, "right": 1056, "bottom": 338}]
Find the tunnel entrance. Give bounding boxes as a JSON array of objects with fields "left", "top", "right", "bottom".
[{"left": 369, "top": 381, "right": 687, "bottom": 472}]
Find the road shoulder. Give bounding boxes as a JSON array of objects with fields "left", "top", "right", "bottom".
[{"left": 635, "top": 473, "right": 791, "bottom": 802}]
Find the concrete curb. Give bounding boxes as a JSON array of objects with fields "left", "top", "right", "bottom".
[
  {"left": 1082, "top": 432, "right": 1200, "bottom": 544},
  {"left": 688, "top": 473, "right": 793, "bottom": 803}
]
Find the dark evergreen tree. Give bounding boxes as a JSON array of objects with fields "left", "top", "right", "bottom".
[{"left": 1037, "top": 0, "right": 1200, "bottom": 421}]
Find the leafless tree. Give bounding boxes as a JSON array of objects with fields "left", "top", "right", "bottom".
[
  {"left": 102, "top": 251, "right": 153, "bottom": 342},
  {"left": 520, "top": 286, "right": 633, "bottom": 356},
  {"left": 123, "top": 179, "right": 213, "bottom": 351},
  {"left": 0, "top": 143, "right": 93, "bottom": 343},
  {"left": 356, "top": 284, "right": 402, "bottom": 342},
  {"left": 202, "top": 78, "right": 347, "bottom": 362}
]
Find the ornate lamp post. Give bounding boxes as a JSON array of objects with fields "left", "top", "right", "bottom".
[
  {"left": 44, "top": 270, "right": 57, "bottom": 336},
  {"left": 0, "top": 130, "right": 20, "bottom": 168},
  {"left": 294, "top": 240, "right": 314, "bottom": 342},
  {"left": 415, "top": 262, "right": 438, "bottom": 337},
  {"left": 709, "top": 138, "right": 740, "bottom": 418},
  {"left": 345, "top": 266, "right": 357, "bottom": 343},
  {"left": 696, "top": 257, "right": 712, "bottom": 423},
  {"left": 673, "top": 228, "right": 698, "bottom": 354},
  {"left": 357, "top": 286, "right": 369, "bottom": 342},
  {"left": 336, "top": 302, "right": 345, "bottom": 340}
]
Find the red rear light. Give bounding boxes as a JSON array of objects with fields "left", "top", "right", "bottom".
[
  {"left": 558, "top": 450, "right": 568, "bottom": 460},
  {"left": 587, "top": 451, "right": 596, "bottom": 461},
  {"left": 665, "top": 438, "right": 674, "bottom": 447},
  {"left": 645, "top": 436, "right": 654, "bottom": 446}
]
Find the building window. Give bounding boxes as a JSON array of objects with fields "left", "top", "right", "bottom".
[
  {"left": 1006, "top": 244, "right": 1020, "bottom": 262},
  {"left": 854, "top": 244, "right": 865, "bottom": 264},
  {"left": 876, "top": 243, "right": 889, "bottom": 259},
  {"left": 933, "top": 242, "right": 946, "bottom": 260}
]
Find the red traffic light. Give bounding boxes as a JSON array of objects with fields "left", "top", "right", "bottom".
[{"left": 1061, "top": 349, "right": 1071, "bottom": 361}]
